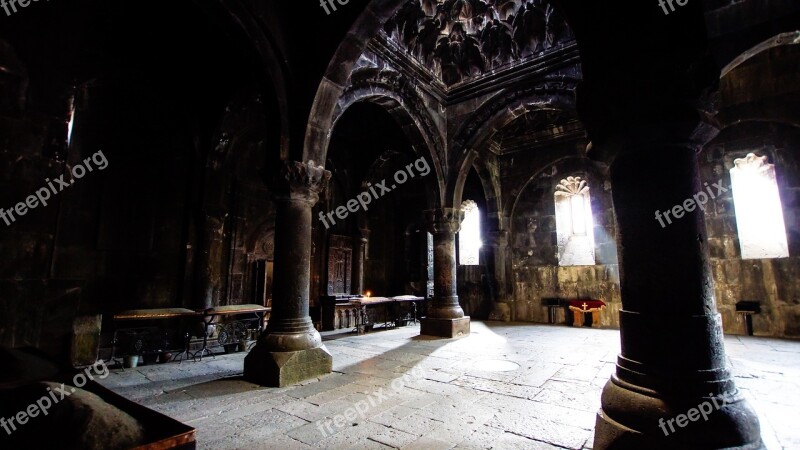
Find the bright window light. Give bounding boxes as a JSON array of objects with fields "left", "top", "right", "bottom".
[
  {"left": 730, "top": 153, "right": 789, "bottom": 259},
  {"left": 459, "top": 200, "right": 481, "bottom": 266},
  {"left": 66, "top": 93, "right": 77, "bottom": 148},
  {"left": 570, "top": 194, "right": 587, "bottom": 235},
  {"left": 66, "top": 108, "right": 75, "bottom": 147},
  {"left": 555, "top": 176, "right": 595, "bottom": 266}
]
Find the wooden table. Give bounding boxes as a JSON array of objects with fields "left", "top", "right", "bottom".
[
  {"left": 112, "top": 308, "right": 199, "bottom": 365},
  {"left": 112, "top": 305, "right": 270, "bottom": 364},
  {"left": 352, "top": 296, "right": 427, "bottom": 334},
  {"left": 195, "top": 304, "right": 270, "bottom": 360}
]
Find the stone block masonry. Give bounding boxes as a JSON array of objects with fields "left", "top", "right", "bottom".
[{"left": 0, "top": 150, "right": 109, "bottom": 227}]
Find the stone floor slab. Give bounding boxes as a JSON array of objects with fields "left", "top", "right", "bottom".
[{"left": 99, "top": 322, "right": 798, "bottom": 450}]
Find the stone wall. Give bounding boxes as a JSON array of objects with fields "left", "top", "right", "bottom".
[
  {"left": 457, "top": 265, "right": 492, "bottom": 320},
  {"left": 509, "top": 157, "right": 621, "bottom": 327},
  {"left": 701, "top": 123, "right": 800, "bottom": 337},
  {"left": 0, "top": 105, "right": 72, "bottom": 356},
  {"left": 0, "top": 19, "right": 276, "bottom": 358}
]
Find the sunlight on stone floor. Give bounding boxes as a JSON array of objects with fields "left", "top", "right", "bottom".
[{"left": 100, "top": 322, "right": 799, "bottom": 450}]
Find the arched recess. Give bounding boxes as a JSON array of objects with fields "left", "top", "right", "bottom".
[
  {"left": 508, "top": 155, "right": 619, "bottom": 324},
  {"left": 701, "top": 32, "right": 800, "bottom": 337},
  {"left": 449, "top": 80, "right": 580, "bottom": 211},
  {"left": 303, "top": 0, "right": 584, "bottom": 175},
  {"left": 205, "top": 0, "right": 292, "bottom": 160},
  {"left": 717, "top": 32, "right": 800, "bottom": 129},
  {"left": 508, "top": 155, "right": 605, "bottom": 222},
  {"left": 465, "top": 155, "right": 503, "bottom": 233},
  {"left": 331, "top": 69, "right": 446, "bottom": 209}
]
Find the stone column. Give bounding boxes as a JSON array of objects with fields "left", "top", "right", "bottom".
[
  {"left": 352, "top": 228, "right": 369, "bottom": 295},
  {"left": 244, "top": 161, "right": 333, "bottom": 387},
  {"left": 193, "top": 211, "right": 227, "bottom": 310},
  {"left": 486, "top": 230, "right": 511, "bottom": 322},
  {"left": 593, "top": 135, "right": 763, "bottom": 448},
  {"left": 421, "top": 208, "right": 470, "bottom": 338}
]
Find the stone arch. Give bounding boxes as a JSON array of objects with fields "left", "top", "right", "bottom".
[
  {"left": 330, "top": 68, "right": 446, "bottom": 209},
  {"left": 213, "top": 0, "right": 291, "bottom": 159},
  {"left": 508, "top": 155, "right": 607, "bottom": 222},
  {"left": 247, "top": 221, "right": 276, "bottom": 261},
  {"left": 718, "top": 32, "right": 800, "bottom": 129},
  {"left": 303, "top": 0, "right": 583, "bottom": 175},
  {"left": 449, "top": 80, "right": 580, "bottom": 210}
]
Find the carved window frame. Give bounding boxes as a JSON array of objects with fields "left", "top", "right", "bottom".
[
  {"left": 729, "top": 153, "right": 790, "bottom": 260},
  {"left": 458, "top": 200, "right": 482, "bottom": 266},
  {"left": 554, "top": 176, "right": 596, "bottom": 266}
]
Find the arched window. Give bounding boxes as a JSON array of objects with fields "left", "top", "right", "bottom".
[
  {"left": 555, "top": 176, "right": 595, "bottom": 266},
  {"left": 459, "top": 200, "right": 481, "bottom": 266},
  {"left": 730, "top": 153, "right": 789, "bottom": 259}
]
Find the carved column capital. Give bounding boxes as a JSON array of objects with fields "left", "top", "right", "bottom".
[
  {"left": 424, "top": 208, "right": 464, "bottom": 235},
  {"left": 271, "top": 160, "right": 331, "bottom": 206}
]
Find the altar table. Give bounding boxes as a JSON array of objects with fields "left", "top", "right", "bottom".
[{"left": 568, "top": 300, "right": 606, "bottom": 328}]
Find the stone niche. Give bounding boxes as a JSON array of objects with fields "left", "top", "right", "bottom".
[
  {"left": 510, "top": 161, "right": 620, "bottom": 327},
  {"left": 701, "top": 130, "right": 800, "bottom": 338}
]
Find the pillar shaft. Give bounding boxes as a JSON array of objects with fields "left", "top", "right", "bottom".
[
  {"left": 352, "top": 228, "right": 369, "bottom": 295},
  {"left": 244, "top": 161, "right": 333, "bottom": 386},
  {"left": 267, "top": 191, "right": 316, "bottom": 338},
  {"left": 421, "top": 208, "right": 470, "bottom": 337},
  {"left": 487, "top": 230, "right": 509, "bottom": 300},
  {"left": 594, "top": 134, "right": 763, "bottom": 449},
  {"left": 612, "top": 146, "right": 725, "bottom": 386},
  {"left": 487, "top": 230, "right": 511, "bottom": 322},
  {"left": 194, "top": 213, "right": 227, "bottom": 310},
  {"left": 426, "top": 208, "right": 464, "bottom": 319}
]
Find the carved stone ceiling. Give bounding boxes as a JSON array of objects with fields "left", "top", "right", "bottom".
[
  {"left": 383, "top": 0, "right": 574, "bottom": 86},
  {"left": 490, "top": 108, "right": 583, "bottom": 153}
]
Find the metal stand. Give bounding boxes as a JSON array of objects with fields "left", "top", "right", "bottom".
[
  {"left": 193, "top": 316, "right": 216, "bottom": 361},
  {"left": 171, "top": 332, "right": 193, "bottom": 364}
]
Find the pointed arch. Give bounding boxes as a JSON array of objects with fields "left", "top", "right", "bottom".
[
  {"left": 329, "top": 69, "right": 446, "bottom": 209},
  {"left": 449, "top": 81, "right": 579, "bottom": 213}
]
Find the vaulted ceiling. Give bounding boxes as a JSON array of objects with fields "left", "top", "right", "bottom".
[
  {"left": 383, "top": 0, "right": 574, "bottom": 85},
  {"left": 490, "top": 108, "right": 583, "bottom": 154}
]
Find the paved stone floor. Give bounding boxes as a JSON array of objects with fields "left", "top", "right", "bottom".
[{"left": 100, "top": 322, "right": 799, "bottom": 449}]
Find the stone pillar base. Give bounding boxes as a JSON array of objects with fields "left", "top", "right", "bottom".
[
  {"left": 594, "top": 377, "right": 764, "bottom": 450},
  {"left": 420, "top": 317, "right": 470, "bottom": 338},
  {"left": 244, "top": 345, "right": 332, "bottom": 387}
]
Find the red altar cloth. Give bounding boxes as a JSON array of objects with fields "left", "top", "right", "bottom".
[{"left": 568, "top": 300, "right": 606, "bottom": 311}]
